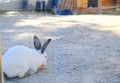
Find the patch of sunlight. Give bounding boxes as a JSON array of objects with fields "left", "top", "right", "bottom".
[
  {"left": 15, "top": 19, "right": 42, "bottom": 27},
  {"left": 12, "top": 32, "right": 35, "bottom": 41},
  {"left": 2, "top": 29, "right": 16, "bottom": 33},
  {"left": 17, "top": 32, "right": 34, "bottom": 37},
  {"left": 14, "top": 15, "right": 120, "bottom": 37},
  {"left": 15, "top": 32, "right": 58, "bottom": 41},
  {"left": 14, "top": 18, "right": 76, "bottom": 29},
  {"left": 5, "top": 11, "right": 22, "bottom": 16}
]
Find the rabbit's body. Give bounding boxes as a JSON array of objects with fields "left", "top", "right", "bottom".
[{"left": 2, "top": 36, "right": 51, "bottom": 78}]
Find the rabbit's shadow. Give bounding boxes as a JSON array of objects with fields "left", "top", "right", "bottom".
[{"left": 4, "top": 69, "right": 42, "bottom": 80}]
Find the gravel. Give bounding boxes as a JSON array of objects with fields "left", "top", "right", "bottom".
[{"left": 0, "top": 11, "right": 120, "bottom": 83}]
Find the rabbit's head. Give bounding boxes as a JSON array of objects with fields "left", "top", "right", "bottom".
[{"left": 33, "top": 35, "right": 51, "bottom": 70}]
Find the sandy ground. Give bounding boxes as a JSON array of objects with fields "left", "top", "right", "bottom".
[{"left": 0, "top": 11, "right": 120, "bottom": 83}]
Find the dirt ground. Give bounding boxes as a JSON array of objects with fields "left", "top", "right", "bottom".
[{"left": 0, "top": 11, "right": 120, "bottom": 83}]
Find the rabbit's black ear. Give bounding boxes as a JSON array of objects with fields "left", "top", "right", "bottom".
[
  {"left": 41, "top": 39, "right": 51, "bottom": 54},
  {"left": 33, "top": 35, "right": 41, "bottom": 50}
]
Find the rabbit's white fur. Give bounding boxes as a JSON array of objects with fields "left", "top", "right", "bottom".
[{"left": 2, "top": 45, "right": 47, "bottom": 78}]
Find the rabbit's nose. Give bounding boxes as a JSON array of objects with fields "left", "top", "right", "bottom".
[{"left": 39, "top": 64, "right": 44, "bottom": 70}]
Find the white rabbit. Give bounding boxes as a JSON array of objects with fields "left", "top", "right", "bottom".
[{"left": 2, "top": 35, "right": 51, "bottom": 78}]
